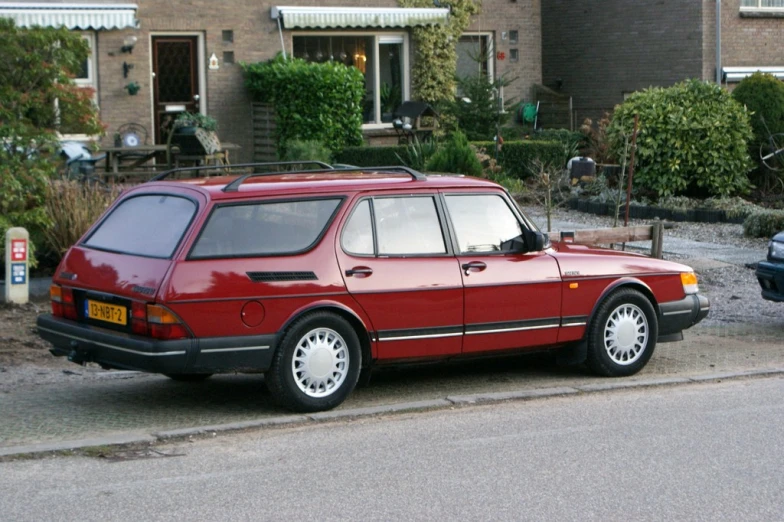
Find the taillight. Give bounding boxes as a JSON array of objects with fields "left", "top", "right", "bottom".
[
  {"left": 146, "top": 304, "right": 190, "bottom": 340},
  {"left": 131, "top": 301, "right": 147, "bottom": 336},
  {"left": 50, "top": 284, "right": 77, "bottom": 320}
]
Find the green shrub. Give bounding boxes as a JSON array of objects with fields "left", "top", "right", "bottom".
[
  {"left": 608, "top": 79, "right": 754, "bottom": 198},
  {"left": 335, "top": 146, "right": 408, "bottom": 167},
  {"left": 743, "top": 209, "right": 784, "bottom": 238},
  {"left": 473, "top": 140, "right": 564, "bottom": 178},
  {"left": 426, "top": 130, "right": 483, "bottom": 176},
  {"left": 732, "top": 72, "right": 784, "bottom": 149},
  {"left": 395, "top": 137, "right": 439, "bottom": 171},
  {"left": 243, "top": 56, "right": 364, "bottom": 155},
  {"left": 279, "top": 139, "right": 332, "bottom": 164}
]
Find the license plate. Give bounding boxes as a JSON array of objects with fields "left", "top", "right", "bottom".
[{"left": 84, "top": 300, "right": 127, "bottom": 326}]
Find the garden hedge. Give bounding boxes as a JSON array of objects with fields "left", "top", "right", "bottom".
[
  {"left": 336, "top": 140, "right": 563, "bottom": 178},
  {"left": 243, "top": 56, "right": 364, "bottom": 155}
]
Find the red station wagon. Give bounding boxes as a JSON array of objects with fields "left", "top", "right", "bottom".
[{"left": 37, "top": 164, "right": 710, "bottom": 412}]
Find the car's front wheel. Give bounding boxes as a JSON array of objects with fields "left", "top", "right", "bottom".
[
  {"left": 586, "top": 288, "right": 658, "bottom": 377},
  {"left": 267, "top": 311, "right": 361, "bottom": 412}
]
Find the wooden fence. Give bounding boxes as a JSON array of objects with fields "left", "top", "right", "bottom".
[{"left": 547, "top": 222, "right": 664, "bottom": 258}]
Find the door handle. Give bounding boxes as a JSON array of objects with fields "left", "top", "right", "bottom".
[
  {"left": 346, "top": 267, "right": 373, "bottom": 277},
  {"left": 461, "top": 261, "right": 487, "bottom": 275}
]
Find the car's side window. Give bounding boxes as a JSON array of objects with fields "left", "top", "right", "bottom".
[
  {"left": 342, "top": 199, "right": 374, "bottom": 255},
  {"left": 190, "top": 198, "right": 341, "bottom": 258},
  {"left": 375, "top": 196, "right": 446, "bottom": 255},
  {"left": 445, "top": 194, "right": 523, "bottom": 253}
]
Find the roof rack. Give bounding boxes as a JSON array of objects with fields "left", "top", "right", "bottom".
[
  {"left": 221, "top": 165, "right": 427, "bottom": 192},
  {"left": 147, "top": 161, "right": 334, "bottom": 183},
  {"left": 146, "top": 161, "right": 427, "bottom": 191}
]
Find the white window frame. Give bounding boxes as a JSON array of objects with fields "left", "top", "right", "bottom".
[
  {"left": 291, "top": 31, "right": 410, "bottom": 129},
  {"left": 58, "top": 32, "right": 98, "bottom": 141},
  {"left": 740, "top": 0, "right": 784, "bottom": 12}
]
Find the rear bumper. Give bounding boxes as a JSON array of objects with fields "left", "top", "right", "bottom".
[
  {"left": 755, "top": 260, "right": 784, "bottom": 303},
  {"left": 658, "top": 294, "right": 710, "bottom": 336},
  {"left": 36, "top": 314, "right": 277, "bottom": 374}
]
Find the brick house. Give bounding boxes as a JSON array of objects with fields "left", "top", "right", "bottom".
[
  {"left": 542, "top": 0, "right": 784, "bottom": 126},
  {"left": 0, "top": 0, "right": 543, "bottom": 162}
]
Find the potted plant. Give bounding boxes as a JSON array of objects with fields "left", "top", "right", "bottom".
[{"left": 170, "top": 112, "right": 221, "bottom": 157}]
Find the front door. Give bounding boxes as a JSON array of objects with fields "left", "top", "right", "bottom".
[
  {"left": 336, "top": 194, "right": 464, "bottom": 360},
  {"left": 443, "top": 192, "right": 563, "bottom": 354},
  {"left": 152, "top": 36, "right": 200, "bottom": 144}
]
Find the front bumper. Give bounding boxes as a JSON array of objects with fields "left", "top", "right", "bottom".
[
  {"left": 755, "top": 260, "right": 784, "bottom": 303},
  {"left": 658, "top": 294, "right": 710, "bottom": 337},
  {"left": 36, "top": 314, "right": 277, "bottom": 374}
]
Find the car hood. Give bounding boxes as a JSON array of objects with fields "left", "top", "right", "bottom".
[{"left": 548, "top": 241, "right": 694, "bottom": 278}]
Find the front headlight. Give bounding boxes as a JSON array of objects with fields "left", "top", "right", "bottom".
[
  {"left": 681, "top": 272, "right": 699, "bottom": 294},
  {"left": 769, "top": 241, "right": 784, "bottom": 262}
]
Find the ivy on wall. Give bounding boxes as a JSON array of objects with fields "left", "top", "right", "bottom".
[{"left": 398, "top": 0, "right": 482, "bottom": 104}]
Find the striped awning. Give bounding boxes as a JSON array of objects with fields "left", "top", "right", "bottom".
[
  {"left": 270, "top": 6, "right": 449, "bottom": 29},
  {"left": 0, "top": 2, "right": 138, "bottom": 30}
]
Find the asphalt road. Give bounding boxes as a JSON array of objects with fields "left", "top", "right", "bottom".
[{"left": 2, "top": 377, "right": 783, "bottom": 521}]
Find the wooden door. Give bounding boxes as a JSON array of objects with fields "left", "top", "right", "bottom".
[{"left": 152, "top": 36, "right": 200, "bottom": 144}]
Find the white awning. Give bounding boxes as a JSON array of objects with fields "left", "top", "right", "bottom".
[
  {"left": 0, "top": 2, "right": 138, "bottom": 30},
  {"left": 270, "top": 6, "right": 449, "bottom": 29},
  {"left": 723, "top": 66, "right": 784, "bottom": 82}
]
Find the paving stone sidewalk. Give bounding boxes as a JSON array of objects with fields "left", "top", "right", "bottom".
[{"left": 1, "top": 322, "right": 782, "bottom": 454}]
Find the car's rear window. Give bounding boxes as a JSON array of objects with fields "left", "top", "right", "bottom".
[
  {"left": 83, "top": 194, "right": 197, "bottom": 258},
  {"left": 189, "top": 198, "right": 342, "bottom": 258}
]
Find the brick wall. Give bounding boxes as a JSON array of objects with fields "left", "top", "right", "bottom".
[
  {"left": 541, "top": 0, "right": 703, "bottom": 124},
  {"left": 464, "top": 0, "right": 542, "bottom": 106},
  {"left": 719, "top": 0, "right": 784, "bottom": 73},
  {"left": 92, "top": 0, "right": 539, "bottom": 162}
]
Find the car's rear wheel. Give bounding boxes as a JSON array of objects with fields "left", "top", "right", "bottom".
[
  {"left": 164, "top": 373, "right": 213, "bottom": 382},
  {"left": 267, "top": 311, "right": 361, "bottom": 412},
  {"left": 586, "top": 288, "right": 658, "bottom": 377}
]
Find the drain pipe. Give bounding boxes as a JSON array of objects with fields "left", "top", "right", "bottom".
[
  {"left": 716, "top": 0, "right": 721, "bottom": 84},
  {"left": 270, "top": 7, "right": 288, "bottom": 61}
]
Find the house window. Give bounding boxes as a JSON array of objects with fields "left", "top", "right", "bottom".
[
  {"left": 293, "top": 33, "right": 407, "bottom": 125},
  {"left": 456, "top": 33, "right": 494, "bottom": 81},
  {"left": 59, "top": 33, "right": 98, "bottom": 137},
  {"left": 741, "top": 0, "right": 784, "bottom": 9}
]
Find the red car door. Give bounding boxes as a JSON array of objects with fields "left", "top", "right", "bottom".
[
  {"left": 443, "top": 192, "right": 563, "bottom": 354},
  {"left": 335, "top": 193, "right": 463, "bottom": 360}
]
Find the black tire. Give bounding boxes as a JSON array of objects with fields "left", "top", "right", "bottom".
[
  {"left": 586, "top": 288, "right": 658, "bottom": 377},
  {"left": 267, "top": 311, "right": 361, "bottom": 412},
  {"left": 164, "top": 373, "right": 213, "bottom": 382}
]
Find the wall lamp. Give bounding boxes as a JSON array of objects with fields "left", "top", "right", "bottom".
[{"left": 121, "top": 35, "right": 137, "bottom": 54}]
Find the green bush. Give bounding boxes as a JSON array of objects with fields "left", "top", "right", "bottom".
[
  {"left": 335, "top": 146, "right": 408, "bottom": 167},
  {"left": 732, "top": 72, "right": 784, "bottom": 150},
  {"left": 337, "top": 139, "right": 563, "bottom": 177},
  {"left": 395, "top": 137, "right": 439, "bottom": 171},
  {"left": 608, "top": 79, "right": 754, "bottom": 198},
  {"left": 743, "top": 209, "right": 784, "bottom": 238},
  {"left": 243, "top": 56, "right": 364, "bottom": 155},
  {"left": 473, "top": 140, "right": 564, "bottom": 178},
  {"left": 279, "top": 139, "right": 332, "bottom": 164},
  {"left": 426, "top": 131, "right": 483, "bottom": 176}
]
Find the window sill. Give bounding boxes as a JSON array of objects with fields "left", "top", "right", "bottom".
[{"left": 740, "top": 8, "right": 784, "bottom": 18}]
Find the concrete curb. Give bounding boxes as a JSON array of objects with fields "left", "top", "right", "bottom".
[{"left": 2, "top": 368, "right": 783, "bottom": 458}]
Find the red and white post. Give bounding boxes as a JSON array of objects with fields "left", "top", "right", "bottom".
[{"left": 5, "top": 227, "right": 29, "bottom": 304}]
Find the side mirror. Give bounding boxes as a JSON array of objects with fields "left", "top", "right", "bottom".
[{"left": 523, "top": 229, "right": 546, "bottom": 252}]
